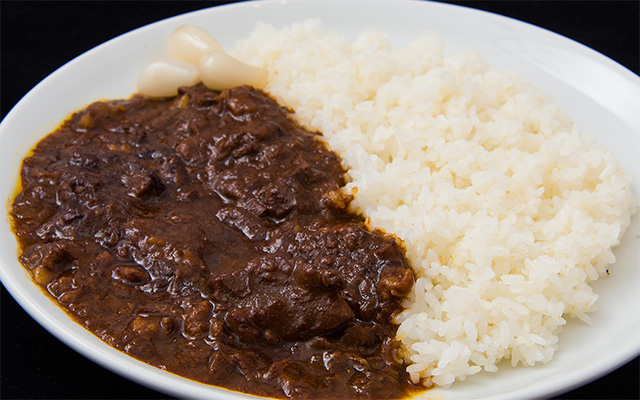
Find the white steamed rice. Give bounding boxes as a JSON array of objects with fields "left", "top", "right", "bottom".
[{"left": 232, "top": 20, "right": 637, "bottom": 387}]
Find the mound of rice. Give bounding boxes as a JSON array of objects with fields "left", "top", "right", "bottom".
[{"left": 233, "top": 20, "right": 637, "bottom": 387}]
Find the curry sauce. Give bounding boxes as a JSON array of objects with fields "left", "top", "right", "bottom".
[{"left": 10, "top": 85, "right": 417, "bottom": 399}]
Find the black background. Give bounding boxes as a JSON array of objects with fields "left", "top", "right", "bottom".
[{"left": 1, "top": 1, "right": 638, "bottom": 399}]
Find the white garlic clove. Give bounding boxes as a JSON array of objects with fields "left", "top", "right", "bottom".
[
  {"left": 137, "top": 58, "right": 200, "bottom": 98},
  {"left": 166, "top": 25, "right": 223, "bottom": 65},
  {"left": 198, "top": 51, "right": 268, "bottom": 90}
]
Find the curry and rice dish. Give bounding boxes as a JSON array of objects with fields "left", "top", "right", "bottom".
[{"left": 9, "top": 20, "right": 636, "bottom": 400}]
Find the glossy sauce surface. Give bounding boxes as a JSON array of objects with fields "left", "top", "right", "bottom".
[{"left": 11, "top": 85, "right": 417, "bottom": 399}]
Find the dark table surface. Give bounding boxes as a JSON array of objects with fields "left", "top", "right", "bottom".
[{"left": 1, "top": 1, "right": 638, "bottom": 399}]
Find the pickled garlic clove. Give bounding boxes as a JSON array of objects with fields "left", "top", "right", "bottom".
[
  {"left": 137, "top": 59, "right": 200, "bottom": 97},
  {"left": 198, "top": 51, "right": 268, "bottom": 90},
  {"left": 167, "top": 25, "right": 223, "bottom": 65}
]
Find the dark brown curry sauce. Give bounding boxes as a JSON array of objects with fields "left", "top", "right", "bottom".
[{"left": 10, "top": 84, "right": 418, "bottom": 399}]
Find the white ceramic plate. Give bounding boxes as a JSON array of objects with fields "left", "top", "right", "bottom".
[{"left": 1, "top": 1, "right": 638, "bottom": 399}]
